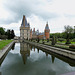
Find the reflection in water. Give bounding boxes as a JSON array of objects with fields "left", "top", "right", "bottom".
[
  {"left": 45, "top": 53, "right": 48, "bottom": 57},
  {"left": 29, "top": 45, "right": 32, "bottom": 51},
  {"left": 37, "top": 49, "right": 39, "bottom": 53},
  {"left": 51, "top": 55, "right": 55, "bottom": 63},
  {"left": 34, "top": 47, "right": 35, "bottom": 51},
  {"left": 0, "top": 72, "right": 1, "bottom": 75},
  {"left": 0, "top": 43, "right": 75, "bottom": 75},
  {"left": 20, "top": 43, "right": 30, "bottom": 64},
  {"left": 11, "top": 43, "right": 15, "bottom": 50}
]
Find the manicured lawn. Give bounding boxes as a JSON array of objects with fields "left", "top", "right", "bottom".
[
  {"left": 0, "top": 40, "right": 13, "bottom": 50},
  {"left": 71, "top": 42, "right": 75, "bottom": 44},
  {"left": 57, "top": 41, "right": 75, "bottom": 44}
]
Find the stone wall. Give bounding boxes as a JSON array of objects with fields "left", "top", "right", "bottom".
[{"left": 25, "top": 40, "right": 75, "bottom": 60}]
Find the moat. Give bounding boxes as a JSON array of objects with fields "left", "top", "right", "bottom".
[{"left": 0, "top": 43, "right": 75, "bottom": 75}]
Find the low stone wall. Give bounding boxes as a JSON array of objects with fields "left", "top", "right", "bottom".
[
  {"left": 25, "top": 40, "right": 75, "bottom": 60},
  {"left": 0, "top": 41, "right": 15, "bottom": 65}
]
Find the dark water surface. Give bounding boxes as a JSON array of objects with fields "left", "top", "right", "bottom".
[{"left": 0, "top": 43, "right": 75, "bottom": 75}]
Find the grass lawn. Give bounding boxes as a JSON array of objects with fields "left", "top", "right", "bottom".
[
  {"left": 0, "top": 40, "right": 13, "bottom": 50},
  {"left": 57, "top": 41, "right": 75, "bottom": 44}
]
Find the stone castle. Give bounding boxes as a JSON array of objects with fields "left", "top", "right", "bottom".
[{"left": 20, "top": 15, "right": 50, "bottom": 40}]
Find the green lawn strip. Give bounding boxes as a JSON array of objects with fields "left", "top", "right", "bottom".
[
  {"left": 71, "top": 42, "right": 75, "bottom": 44},
  {"left": 0, "top": 40, "right": 13, "bottom": 50},
  {"left": 38, "top": 41, "right": 75, "bottom": 51},
  {"left": 54, "top": 44, "right": 75, "bottom": 51},
  {"left": 57, "top": 41, "right": 75, "bottom": 44},
  {"left": 28, "top": 40, "right": 75, "bottom": 51}
]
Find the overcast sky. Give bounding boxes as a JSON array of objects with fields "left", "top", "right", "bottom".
[{"left": 0, "top": 0, "right": 75, "bottom": 36}]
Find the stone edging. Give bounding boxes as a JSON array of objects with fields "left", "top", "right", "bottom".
[
  {"left": 0, "top": 41, "right": 14, "bottom": 59},
  {"left": 25, "top": 40, "right": 75, "bottom": 60}
]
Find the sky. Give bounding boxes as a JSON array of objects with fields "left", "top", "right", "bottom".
[{"left": 0, "top": 0, "right": 75, "bottom": 36}]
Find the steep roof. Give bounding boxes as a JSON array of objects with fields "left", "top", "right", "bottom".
[
  {"left": 45, "top": 22, "right": 49, "bottom": 29},
  {"left": 21, "top": 15, "right": 30, "bottom": 27}
]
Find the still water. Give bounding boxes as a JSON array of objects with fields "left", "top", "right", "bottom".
[{"left": 0, "top": 43, "right": 75, "bottom": 75}]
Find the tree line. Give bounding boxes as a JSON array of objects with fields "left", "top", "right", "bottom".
[
  {"left": 0, "top": 27, "right": 15, "bottom": 39},
  {"left": 50, "top": 25, "right": 75, "bottom": 44},
  {"left": 50, "top": 25, "right": 75, "bottom": 39}
]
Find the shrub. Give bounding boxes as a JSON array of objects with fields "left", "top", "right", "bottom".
[
  {"left": 71, "top": 39, "right": 75, "bottom": 42},
  {"left": 42, "top": 41, "right": 45, "bottom": 44},
  {"left": 52, "top": 36, "right": 55, "bottom": 45},
  {"left": 58, "top": 38, "right": 65, "bottom": 42},
  {"left": 0, "top": 35, "right": 7, "bottom": 39},
  {"left": 50, "top": 38, "right": 52, "bottom": 41},
  {"left": 47, "top": 39, "right": 49, "bottom": 42},
  {"left": 69, "top": 45, "right": 75, "bottom": 49}
]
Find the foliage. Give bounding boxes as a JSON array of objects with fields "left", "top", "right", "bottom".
[
  {"left": 64, "top": 25, "right": 73, "bottom": 44},
  {"left": 11, "top": 30, "right": 15, "bottom": 39},
  {"left": 50, "top": 25, "right": 75, "bottom": 39},
  {"left": 52, "top": 36, "right": 55, "bottom": 45},
  {"left": 58, "top": 38, "right": 65, "bottom": 42},
  {"left": 69, "top": 45, "right": 75, "bottom": 49},
  {"left": 47, "top": 39, "right": 49, "bottom": 42},
  {"left": 0, "top": 35, "right": 7, "bottom": 39},
  {"left": 0, "top": 27, "right": 15, "bottom": 39},
  {"left": 37, "top": 38, "right": 40, "bottom": 43},
  {"left": 0, "top": 27, "right": 5, "bottom": 35},
  {"left": 71, "top": 39, "right": 75, "bottom": 42}
]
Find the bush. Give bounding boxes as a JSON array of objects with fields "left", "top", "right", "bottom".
[
  {"left": 58, "top": 38, "right": 65, "bottom": 42},
  {"left": 69, "top": 45, "right": 75, "bottom": 49},
  {"left": 42, "top": 41, "right": 45, "bottom": 44},
  {"left": 50, "top": 38, "right": 52, "bottom": 41},
  {"left": 71, "top": 39, "right": 75, "bottom": 42},
  {"left": 66, "top": 41, "right": 71, "bottom": 44},
  {"left": 52, "top": 36, "right": 55, "bottom": 45},
  {"left": 47, "top": 39, "right": 49, "bottom": 42},
  {"left": 0, "top": 35, "right": 7, "bottom": 39}
]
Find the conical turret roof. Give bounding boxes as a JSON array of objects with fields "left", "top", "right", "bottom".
[
  {"left": 45, "top": 22, "right": 49, "bottom": 29},
  {"left": 21, "top": 15, "right": 29, "bottom": 27}
]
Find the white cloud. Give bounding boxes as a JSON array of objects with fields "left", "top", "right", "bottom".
[{"left": 0, "top": 0, "right": 75, "bottom": 36}]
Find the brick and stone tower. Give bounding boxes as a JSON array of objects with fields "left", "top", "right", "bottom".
[
  {"left": 30, "top": 29, "right": 32, "bottom": 39},
  {"left": 44, "top": 22, "right": 50, "bottom": 39},
  {"left": 20, "top": 15, "right": 30, "bottom": 40}
]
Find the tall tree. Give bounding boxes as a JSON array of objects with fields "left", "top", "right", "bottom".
[
  {"left": 7, "top": 29, "right": 11, "bottom": 39},
  {"left": 64, "top": 25, "right": 73, "bottom": 44},
  {"left": 0, "top": 27, "right": 5, "bottom": 35},
  {"left": 11, "top": 30, "right": 15, "bottom": 39}
]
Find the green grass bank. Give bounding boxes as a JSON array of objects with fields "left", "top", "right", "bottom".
[{"left": 0, "top": 40, "right": 13, "bottom": 50}]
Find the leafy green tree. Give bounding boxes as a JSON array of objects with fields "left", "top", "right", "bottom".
[
  {"left": 64, "top": 25, "right": 73, "bottom": 44},
  {"left": 7, "top": 29, "right": 11, "bottom": 39},
  {"left": 11, "top": 30, "right": 15, "bottom": 39},
  {"left": 52, "top": 35, "right": 55, "bottom": 45},
  {"left": 0, "top": 27, "right": 5, "bottom": 35}
]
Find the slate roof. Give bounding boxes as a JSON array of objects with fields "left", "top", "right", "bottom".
[
  {"left": 39, "top": 33, "right": 44, "bottom": 35},
  {"left": 21, "top": 15, "right": 30, "bottom": 27},
  {"left": 45, "top": 22, "right": 49, "bottom": 29}
]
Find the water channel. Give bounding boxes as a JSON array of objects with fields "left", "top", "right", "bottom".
[{"left": 0, "top": 42, "right": 75, "bottom": 75}]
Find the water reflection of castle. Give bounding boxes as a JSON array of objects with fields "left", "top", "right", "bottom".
[
  {"left": 20, "top": 43, "right": 55, "bottom": 64},
  {"left": 20, "top": 43, "right": 30, "bottom": 64}
]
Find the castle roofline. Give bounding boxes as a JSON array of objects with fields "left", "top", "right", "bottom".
[
  {"left": 45, "top": 22, "right": 49, "bottom": 30},
  {"left": 21, "top": 15, "right": 30, "bottom": 27}
]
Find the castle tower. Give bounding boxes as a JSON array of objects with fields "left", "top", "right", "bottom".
[
  {"left": 20, "top": 15, "right": 30, "bottom": 40},
  {"left": 44, "top": 22, "right": 50, "bottom": 39},
  {"left": 30, "top": 29, "right": 32, "bottom": 39}
]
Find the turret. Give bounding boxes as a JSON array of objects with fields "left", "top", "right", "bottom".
[
  {"left": 44, "top": 22, "right": 50, "bottom": 39},
  {"left": 30, "top": 29, "right": 32, "bottom": 39}
]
